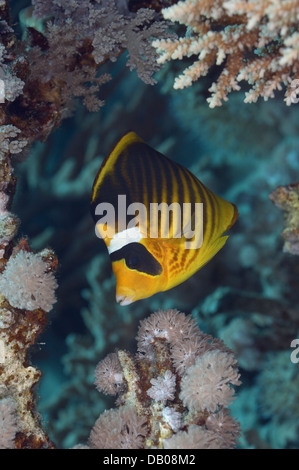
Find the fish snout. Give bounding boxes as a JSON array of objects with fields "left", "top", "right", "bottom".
[{"left": 116, "top": 294, "right": 134, "bottom": 306}]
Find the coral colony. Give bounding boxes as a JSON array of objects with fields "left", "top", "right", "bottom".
[
  {"left": 269, "top": 183, "right": 299, "bottom": 255},
  {"left": 153, "top": 0, "right": 299, "bottom": 106},
  {"left": 0, "top": 0, "right": 299, "bottom": 449},
  {"left": 85, "top": 309, "right": 241, "bottom": 449}
]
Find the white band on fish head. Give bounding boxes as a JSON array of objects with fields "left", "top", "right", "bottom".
[{"left": 108, "top": 226, "right": 143, "bottom": 255}]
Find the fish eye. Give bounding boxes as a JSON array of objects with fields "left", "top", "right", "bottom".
[{"left": 126, "top": 255, "right": 139, "bottom": 269}]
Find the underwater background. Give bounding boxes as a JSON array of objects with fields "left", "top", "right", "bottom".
[{"left": 2, "top": 0, "right": 299, "bottom": 449}]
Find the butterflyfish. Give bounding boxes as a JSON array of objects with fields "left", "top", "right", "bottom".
[{"left": 91, "top": 131, "right": 238, "bottom": 306}]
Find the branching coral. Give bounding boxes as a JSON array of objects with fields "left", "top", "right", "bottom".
[
  {"left": 31, "top": 0, "right": 169, "bottom": 92},
  {"left": 86, "top": 309, "right": 241, "bottom": 449},
  {"left": 153, "top": 0, "right": 299, "bottom": 107}
]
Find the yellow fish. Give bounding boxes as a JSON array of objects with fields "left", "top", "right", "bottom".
[{"left": 91, "top": 132, "right": 238, "bottom": 306}]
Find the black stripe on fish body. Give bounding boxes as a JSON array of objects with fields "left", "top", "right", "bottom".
[
  {"left": 152, "top": 156, "right": 165, "bottom": 237},
  {"left": 159, "top": 158, "right": 185, "bottom": 237},
  {"left": 110, "top": 242, "right": 163, "bottom": 276},
  {"left": 180, "top": 168, "right": 203, "bottom": 240},
  {"left": 158, "top": 153, "right": 175, "bottom": 207},
  {"left": 154, "top": 150, "right": 171, "bottom": 235},
  {"left": 197, "top": 181, "right": 215, "bottom": 243},
  {"left": 209, "top": 190, "right": 221, "bottom": 237},
  {"left": 124, "top": 144, "right": 157, "bottom": 232},
  {"left": 91, "top": 151, "right": 142, "bottom": 231},
  {"left": 177, "top": 167, "right": 208, "bottom": 242},
  {"left": 90, "top": 159, "right": 127, "bottom": 225},
  {"left": 143, "top": 149, "right": 156, "bottom": 220}
]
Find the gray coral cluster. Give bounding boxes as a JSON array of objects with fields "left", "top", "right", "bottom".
[
  {"left": 30, "top": 0, "right": 168, "bottom": 97},
  {"left": 0, "top": 44, "right": 24, "bottom": 103},
  {"left": 0, "top": 250, "right": 57, "bottom": 312},
  {"left": 87, "top": 309, "right": 241, "bottom": 449}
]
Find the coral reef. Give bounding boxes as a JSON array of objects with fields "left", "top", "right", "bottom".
[
  {"left": 31, "top": 0, "right": 169, "bottom": 88},
  {"left": 0, "top": 0, "right": 176, "bottom": 449},
  {"left": 0, "top": 0, "right": 298, "bottom": 451},
  {"left": 153, "top": 0, "right": 299, "bottom": 106},
  {"left": 0, "top": 241, "right": 58, "bottom": 448},
  {"left": 85, "top": 309, "right": 241, "bottom": 449},
  {"left": 17, "top": 53, "right": 299, "bottom": 449},
  {"left": 269, "top": 182, "right": 299, "bottom": 255}
]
